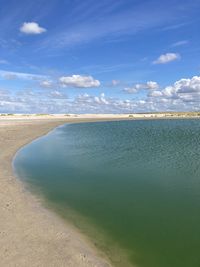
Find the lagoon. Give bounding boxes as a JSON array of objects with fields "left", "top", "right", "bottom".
[{"left": 14, "top": 120, "right": 200, "bottom": 267}]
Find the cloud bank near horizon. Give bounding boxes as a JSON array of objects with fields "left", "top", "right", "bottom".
[{"left": 1, "top": 74, "right": 200, "bottom": 114}]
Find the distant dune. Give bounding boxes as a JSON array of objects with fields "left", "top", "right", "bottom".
[{"left": 1, "top": 112, "right": 200, "bottom": 121}]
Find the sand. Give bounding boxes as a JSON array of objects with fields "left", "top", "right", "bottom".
[{"left": 0, "top": 117, "right": 115, "bottom": 267}]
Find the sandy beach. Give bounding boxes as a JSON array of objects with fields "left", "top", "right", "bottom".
[{"left": 0, "top": 116, "right": 117, "bottom": 267}]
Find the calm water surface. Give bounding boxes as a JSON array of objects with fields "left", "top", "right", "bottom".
[{"left": 14, "top": 120, "right": 200, "bottom": 267}]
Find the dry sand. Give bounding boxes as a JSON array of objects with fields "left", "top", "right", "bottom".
[{"left": 0, "top": 117, "right": 116, "bottom": 267}]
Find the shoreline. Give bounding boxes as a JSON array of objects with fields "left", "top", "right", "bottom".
[{"left": 0, "top": 117, "right": 116, "bottom": 267}]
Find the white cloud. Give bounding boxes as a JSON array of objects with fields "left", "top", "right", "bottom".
[
  {"left": 148, "top": 90, "right": 163, "bottom": 97},
  {"left": 122, "top": 75, "right": 200, "bottom": 112},
  {"left": 171, "top": 40, "right": 189, "bottom": 47},
  {"left": 49, "top": 90, "right": 68, "bottom": 99},
  {"left": 0, "top": 70, "right": 46, "bottom": 81},
  {"left": 2, "top": 75, "right": 200, "bottom": 114},
  {"left": 112, "top": 80, "right": 120, "bottom": 86},
  {"left": 153, "top": 53, "right": 180, "bottom": 64},
  {"left": 94, "top": 93, "right": 109, "bottom": 105},
  {"left": 147, "top": 76, "right": 200, "bottom": 110},
  {"left": 146, "top": 81, "right": 159, "bottom": 90},
  {"left": 40, "top": 80, "right": 53, "bottom": 88},
  {"left": 59, "top": 74, "right": 100, "bottom": 88},
  {"left": 124, "top": 81, "right": 159, "bottom": 93},
  {"left": 162, "top": 76, "right": 200, "bottom": 97},
  {"left": 74, "top": 93, "right": 134, "bottom": 113},
  {"left": 20, "top": 22, "right": 46, "bottom": 35},
  {"left": 124, "top": 87, "right": 138, "bottom": 94},
  {"left": 0, "top": 89, "right": 11, "bottom": 101}
]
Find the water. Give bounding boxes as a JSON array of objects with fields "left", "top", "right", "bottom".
[{"left": 14, "top": 120, "right": 200, "bottom": 267}]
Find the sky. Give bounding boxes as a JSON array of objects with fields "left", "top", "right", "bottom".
[{"left": 0, "top": 0, "right": 200, "bottom": 114}]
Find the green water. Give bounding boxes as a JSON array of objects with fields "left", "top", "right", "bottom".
[{"left": 14, "top": 120, "right": 200, "bottom": 267}]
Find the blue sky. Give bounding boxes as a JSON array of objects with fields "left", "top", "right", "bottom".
[{"left": 0, "top": 0, "right": 200, "bottom": 113}]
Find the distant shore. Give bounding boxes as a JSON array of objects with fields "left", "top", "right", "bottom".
[{"left": 1, "top": 112, "right": 200, "bottom": 121}]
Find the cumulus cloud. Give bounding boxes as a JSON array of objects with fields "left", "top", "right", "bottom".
[
  {"left": 49, "top": 90, "right": 68, "bottom": 99},
  {"left": 148, "top": 90, "right": 163, "bottom": 97},
  {"left": 40, "top": 80, "right": 53, "bottom": 88},
  {"left": 2, "top": 75, "right": 200, "bottom": 114},
  {"left": 153, "top": 53, "right": 180, "bottom": 64},
  {"left": 0, "top": 88, "right": 136, "bottom": 114},
  {"left": 162, "top": 76, "right": 200, "bottom": 97},
  {"left": 123, "top": 87, "right": 138, "bottom": 94},
  {"left": 122, "top": 75, "right": 200, "bottom": 112},
  {"left": 146, "top": 75, "right": 200, "bottom": 111},
  {"left": 59, "top": 74, "right": 100, "bottom": 88},
  {"left": 124, "top": 81, "right": 159, "bottom": 93},
  {"left": 20, "top": 22, "right": 46, "bottom": 35},
  {"left": 76, "top": 93, "right": 108, "bottom": 105},
  {"left": 146, "top": 81, "right": 159, "bottom": 90},
  {"left": 73, "top": 93, "right": 134, "bottom": 113}
]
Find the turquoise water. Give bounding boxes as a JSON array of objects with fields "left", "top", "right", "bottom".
[{"left": 14, "top": 120, "right": 200, "bottom": 267}]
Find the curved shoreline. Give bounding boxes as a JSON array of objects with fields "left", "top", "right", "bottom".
[{"left": 0, "top": 118, "right": 113, "bottom": 267}]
